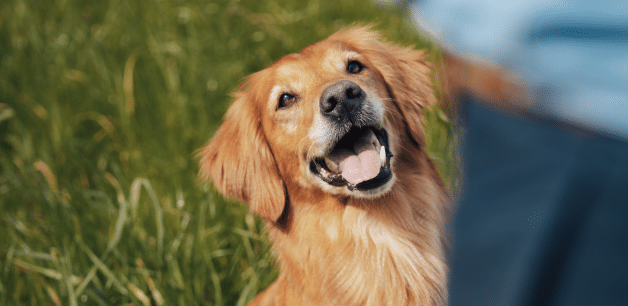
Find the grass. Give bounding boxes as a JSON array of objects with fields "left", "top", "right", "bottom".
[{"left": 0, "top": 0, "right": 457, "bottom": 305}]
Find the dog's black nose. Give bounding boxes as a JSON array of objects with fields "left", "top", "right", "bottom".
[{"left": 319, "top": 80, "right": 365, "bottom": 120}]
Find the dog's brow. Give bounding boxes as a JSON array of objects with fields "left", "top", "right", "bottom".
[
  {"left": 344, "top": 51, "right": 361, "bottom": 61},
  {"left": 276, "top": 65, "right": 295, "bottom": 78},
  {"left": 268, "top": 85, "right": 283, "bottom": 111},
  {"left": 315, "top": 47, "right": 340, "bottom": 72}
]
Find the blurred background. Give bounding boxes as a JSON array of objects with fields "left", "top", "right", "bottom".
[{"left": 0, "top": 0, "right": 456, "bottom": 305}]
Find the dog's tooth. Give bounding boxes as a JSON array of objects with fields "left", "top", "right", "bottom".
[
  {"left": 380, "top": 145, "right": 386, "bottom": 166},
  {"left": 325, "top": 156, "right": 341, "bottom": 173}
]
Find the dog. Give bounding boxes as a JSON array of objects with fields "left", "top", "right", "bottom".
[{"left": 198, "top": 26, "right": 450, "bottom": 306}]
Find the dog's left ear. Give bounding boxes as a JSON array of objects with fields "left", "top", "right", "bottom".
[
  {"left": 369, "top": 40, "right": 434, "bottom": 148},
  {"left": 198, "top": 86, "right": 286, "bottom": 223},
  {"left": 334, "top": 27, "right": 435, "bottom": 148}
]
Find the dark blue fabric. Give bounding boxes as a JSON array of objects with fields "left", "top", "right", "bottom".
[{"left": 450, "top": 97, "right": 628, "bottom": 306}]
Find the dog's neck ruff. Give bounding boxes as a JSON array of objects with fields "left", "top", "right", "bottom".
[{"left": 269, "top": 188, "right": 448, "bottom": 306}]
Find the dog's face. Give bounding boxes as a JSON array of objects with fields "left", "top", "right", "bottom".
[
  {"left": 263, "top": 46, "right": 395, "bottom": 197},
  {"left": 199, "top": 27, "right": 434, "bottom": 224}
]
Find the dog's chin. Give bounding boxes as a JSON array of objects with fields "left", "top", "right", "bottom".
[{"left": 306, "top": 126, "right": 395, "bottom": 198}]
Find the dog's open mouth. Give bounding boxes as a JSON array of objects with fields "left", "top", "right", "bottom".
[{"left": 309, "top": 127, "right": 393, "bottom": 191}]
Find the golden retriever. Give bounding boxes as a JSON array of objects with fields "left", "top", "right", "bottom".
[{"left": 199, "top": 26, "right": 450, "bottom": 306}]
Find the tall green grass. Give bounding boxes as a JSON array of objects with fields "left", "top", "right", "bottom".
[{"left": 0, "top": 0, "right": 456, "bottom": 305}]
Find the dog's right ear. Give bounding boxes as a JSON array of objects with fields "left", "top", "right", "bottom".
[{"left": 198, "top": 88, "right": 286, "bottom": 223}]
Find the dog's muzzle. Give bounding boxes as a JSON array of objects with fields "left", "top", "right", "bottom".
[{"left": 309, "top": 80, "right": 393, "bottom": 191}]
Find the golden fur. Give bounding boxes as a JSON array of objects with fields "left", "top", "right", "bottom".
[{"left": 199, "top": 26, "right": 450, "bottom": 306}]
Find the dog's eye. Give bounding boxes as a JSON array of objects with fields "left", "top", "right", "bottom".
[
  {"left": 347, "top": 60, "right": 365, "bottom": 74},
  {"left": 278, "top": 93, "right": 297, "bottom": 109}
]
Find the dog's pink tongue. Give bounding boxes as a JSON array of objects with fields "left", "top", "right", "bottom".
[{"left": 341, "top": 149, "right": 381, "bottom": 185}]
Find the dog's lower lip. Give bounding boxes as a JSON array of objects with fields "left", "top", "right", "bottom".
[{"left": 351, "top": 167, "right": 392, "bottom": 191}]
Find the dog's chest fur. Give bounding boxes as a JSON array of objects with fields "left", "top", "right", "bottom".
[{"left": 260, "top": 173, "right": 448, "bottom": 306}]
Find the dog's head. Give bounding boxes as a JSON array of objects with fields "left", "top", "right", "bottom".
[{"left": 199, "top": 27, "right": 434, "bottom": 224}]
